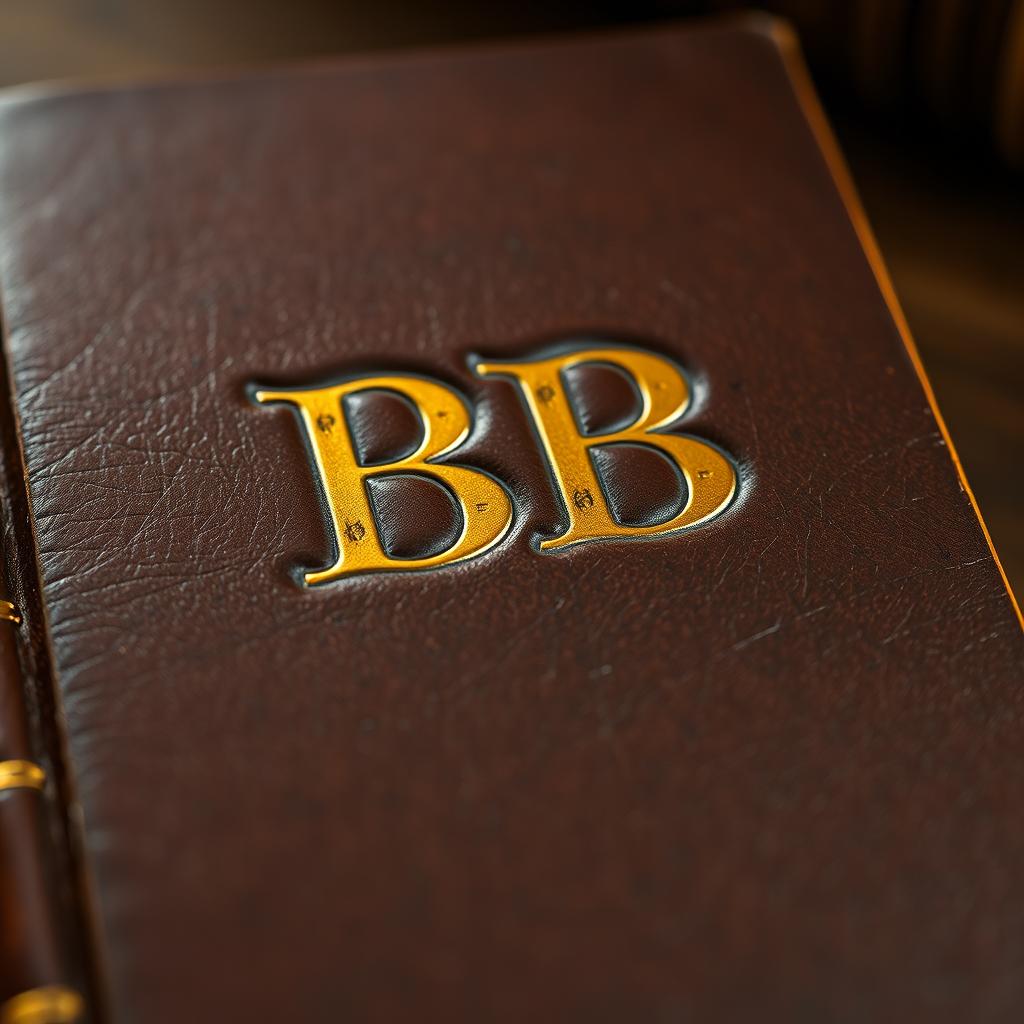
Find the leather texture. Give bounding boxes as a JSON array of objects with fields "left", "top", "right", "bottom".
[{"left": 0, "top": 20, "right": 1021, "bottom": 1023}]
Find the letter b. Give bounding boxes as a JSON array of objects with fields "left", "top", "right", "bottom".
[
  {"left": 474, "top": 346, "right": 736, "bottom": 551},
  {"left": 254, "top": 375, "right": 513, "bottom": 584}
]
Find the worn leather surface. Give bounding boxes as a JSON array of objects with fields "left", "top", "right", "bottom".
[{"left": 0, "top": 21, "right": 1021, "bottom": 1023}]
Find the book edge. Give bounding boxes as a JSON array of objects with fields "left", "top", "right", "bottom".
[
  {"left": 767, "top": 17, "right": 1024, "bottom": 632},
  {"left": 0, "top": 15, "right": 779, "bottom": 111}
]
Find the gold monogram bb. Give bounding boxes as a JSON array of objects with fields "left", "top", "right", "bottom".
[{"left": 254, "top": 344, "right": 737, "bottom": 584}]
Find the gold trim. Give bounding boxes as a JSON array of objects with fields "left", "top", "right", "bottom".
[
  {"left": 0, "top": 987, "right": 83, "bottom": 1024},
  {"left": 0, "top": 759, "right": 45, "bottom": 792},
  {"left": 768, "top": 19, "right": 1024, "bottom": 631},
  {"left": 0, "top": 599, "right": 20, "bottom": 624}
]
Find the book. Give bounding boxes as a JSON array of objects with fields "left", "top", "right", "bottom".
[{"left": 0, "top": 17, "right": 1020, "bottom": 1024}]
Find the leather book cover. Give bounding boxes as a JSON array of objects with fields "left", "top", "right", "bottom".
[{"left": 0, "top": 17, "right": 1021, "bottom": 1024}]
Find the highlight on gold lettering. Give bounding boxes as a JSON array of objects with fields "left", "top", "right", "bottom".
[
  {"left": 252, "top": 374, "right": 513, "bottom": 585},
  {"left": 472, "top": 344, "right": 737, "bottom": 551}
]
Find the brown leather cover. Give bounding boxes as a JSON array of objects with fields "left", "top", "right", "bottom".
[{"left": 0, "top": 18, "right": 1021, "bottom": 1024}]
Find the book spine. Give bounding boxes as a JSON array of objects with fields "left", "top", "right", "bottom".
[{"left": 0, "top": 324, "right": 89, "bottom": 1020}]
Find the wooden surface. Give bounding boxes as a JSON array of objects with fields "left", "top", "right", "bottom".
[{"left": 0, "top": 0, "right": 1020, "bottom": 595}]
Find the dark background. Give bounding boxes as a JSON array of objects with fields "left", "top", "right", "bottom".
[{"left": 1, "top": 0, "right": 1021, "bottom": 594}]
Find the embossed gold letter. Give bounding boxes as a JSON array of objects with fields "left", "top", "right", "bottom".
[
  {"left": 254, "top": 376, "right": 512, "bottom": 584},
  {"left": 474, "top": 346, "right": 736, "bottom": 551}
]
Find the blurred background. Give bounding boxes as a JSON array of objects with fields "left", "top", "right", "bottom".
[{"left": 1, "top": 0, "right": 1021, "bottom": 594}]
